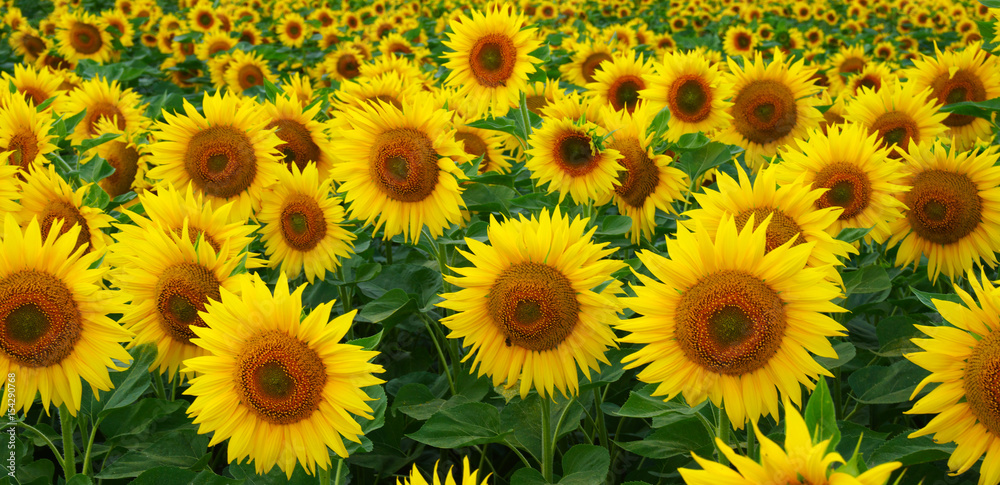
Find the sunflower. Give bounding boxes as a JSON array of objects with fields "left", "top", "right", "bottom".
[
  {"left": 8, "top": 27, "right": 47, "bottom": 62},
  {"left": 17, "top": 165, "right": 114, "bottom": 255},
  {"left": 262, "top": 94, "right": 335, "bottom": 180},
  {"left": 331, "top": 71, "right": 421, "bottom": 120},
  {"left": 584, "top": 50, "right": 653, "bottom": 114},
  {"left": 844, "top": 81, "right": 948, "bottom": 159},
  {"left": 147, "top": 91, "right": 285, "bottom": 221},
  {"left": 442, "top": 4, "right": 542, "bottom": 115},
  {"left": 775, "top": 124, "right": 908, "bottom": 245},
  {"left": 62, "top": 76, "right": 147, "bottom": 147},
  {"left": 439, "top": 209, "right": 624, "bottom": 398},
  {"left": 619, "top": 214, "right": 847, "bottom": 428},
  {"left": 329, "top": 93, "right": 466, "bottom": 243},
  {"left": 640, "top": 50, "right": 733, "bottom": 141},
  {"left": 0, "top": 92, "right": 57, "bottom": 173},
  {"left": 723, "top": 26, "right": 756, "bottom": 57},
  {"left": 558, "top": 38, "right": 617, "bottom": 87},
  {"left": 525, "top": 117, "right": 623, "bottom": 205},
  {"left": 102, "top": 8, "right": 134, "bottom": 47},
  {"left": 681, "top": 403, "right": 901, "bottom": 484},
  {"left": 194, "top": 30, "right": 237, "bottom": 61},
  {"left": 520, "top": 78, "right": 563, "bottom": 115},
  {"left": 257, "top": 164, "right": 355, "bottom": 283},
  {"left": 888, "top": 141, "right": 1000, "bottom": 282},
  {"left": 827, "top": 44, "right": 868, "bottom": 94},
  {"left": 1, "top": 63, "right": 66, "bottom": 111},
  {"left": 323, "top": 45, "right": 364, "bottom": 82},
  {"left": 276, "top": 13, "right": 309, "bottom": 48},
  {"left": 600, "top": 104, "right": 688, "bottom": 243},
  {"left": 717, "top": 50, "right": 823, "bottom": 170},
  {"left": 845, "top": 62, "right": 896, "bottom": 95},
  {"left": 80, "top": 117, "right": 150, "bottom": 199},
  {"left": 398, "top": 458, "right": 489, "bottom": 485},
  {"left": 907, "top": 44, "right": 1000, "bottom": 150},
  {"left": 184, "top": 272, "right": 383, "bottom": 477},
  {"left": 55, "top": 10, "right": 113, "bottom": 63},
  {"left": 684, "top": 165, "right": 856, "bottom": 282},
  {"left": 187, "top": 1, "right": 218, "bottom": 32},
  {"left": 224, "top": 50, "right": 274, "bottom": 93},
  {"left": 906, "top": 273, "right": 1000, "bottom": 485}
]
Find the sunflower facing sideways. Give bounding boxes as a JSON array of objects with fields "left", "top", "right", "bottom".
[
  {"left": 640, "top": 49, "right": 733, "bottom": 141},
  {"left": 184, "top": 273, "right": 384, "bottom": 477},
  {"left": 61, "top": 76, "right": 147, "bottom": 147},
  {"left": 438, "top": 209, "right": 624, "bottom": 399},
  {"left": 618, "top": 214, "right": 847, "bottom": 428},
  {"left": 262, "top": 94, "right": 335, "bottom": 180},
  {"left": 907, "top": 273, "right": 1000, "bottom": 485},
  {"left": 147, "top": 90, "right": 285, "bottom": 221},
  {"left": 0, "top": 215, "right": 132, "bottom": 417},
  {"left": 888, "top": 141, "right": 1000, "bottom": 282},
  {"left": 442, "top": 3, "right": 541, "bottom": 114},
  {"left": 0, "top": 91, "right": 57, "bottom": 173},
  {"left": 558, "top": 38, "right": 617, "bottom": 87},
  {"left": 525, "top": 117, "right": 623, "bottom": 206},
  {"left": 17, "top": 165, "right": 115, "bottom": 256},
  {"left": 398, "top": 458, "right": 489, "bottom": 485}
]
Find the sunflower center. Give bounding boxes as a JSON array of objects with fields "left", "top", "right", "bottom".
[
  {"left": 813, "top": 162, "right": 872, "bottom": 219},
  {"left": 455, "top": 132, "right": 492, "bottom": 174},
  {"left": 197, "top": 13, "right": 213, "bottom": 28},
  {"left": 279, "top": 193, "right": 327, "bottom": 251},
  {"left": 869, "top": 111, "right": 918, "bottom": 158},
  {"left": 965, "top": 331, "right": 1000, "bottom": 436},
  {"left": 40, "top": 201, "right": 91, "bottom": 254},
  {"left": 581, "top": 52, "right": 613, "bottom": 84},
  {"left": 288, "top": 24, "right": 301, "bottom": 38},
  {"left": 905, "top": 169, "right": 982, "bottom": 245},
  {"left": 468, "top": 34, "right": 517, "bottom": 88},
  {"left": 609, "top": 76, "right": 644, "bottom": 113},
  {"left": 609, "top": 136, "right": 659, "bottom": 208},
  {"left": 70, "top": 22, "right": 102, "bottom": 54},
  {"left": 838, "top": 57, "right": 866, "bottom": 76},
  {"left": 369, "top": 128, "right": 440, "bottom": 203},
  {"left": 931, "top": 69, "right": 987, "bottom": 128},
  {"left": 238, "top": 64, "right": 264, "bottom": 90},
  {"left": 208, "top": 41, "right": 231, "bottom": 56},
  {"left": 267, "top": 119, "right": 321, "bottom": 172},
  {"left": 734, "top": 207, "right": 804, "bottom": 252},
  {"left": 183, "top": 125, "right": 258, "bottom": 199},
  {"left": 84, "top": 102, "right": 126, "bottom": 136},
  {"left": 155, "top": 263, "right": 221, "bottom": 344},
  {"left": 525, "top": 95, "right": 549, "bottom": 114},
  {"left": 675, "top": 270, "right": 786, "bottom": 375},
  {"left": 555, "top": 132, "right": 598, "bottom": 173},
  {"left": 488, "top": 262, "right": 579, "bottom": 352},
  {"left": 336, "top": 54, "right": 361, "bottom": 79},
  {"left": 0, "top": 270, "right": 82, "bottom": 368},
  {"left": 173, "top": 226, "right": 223, "bottom": 253},
  {"left": 735, "top": 33, "right": 752, "bottom": 49},
  {"left": 730, "top": 80, "right": 798, "bottom": 145},
  {"left": 670, "top": 76, "right": 712, "bottom": 122},
  {"left": 235, "top": 330, "right": 327, "bottom": 425},
  {"left": 100, "top": 141, "right": 141, "bottom": 198},
  {"left": 5, "top": 132, "right": 38, "bottom": 171}
]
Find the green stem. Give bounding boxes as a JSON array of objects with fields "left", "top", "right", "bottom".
[
  {"left": 505, "top": 442, "right": 533, "bottom": 468},
  {"left": 334, "top": 458, "right": 344, "bottom": 485},
  {"left": 746, "top": 425, "right": 756, "bottom": 461},
  {"left": 171, "top": 372, "right": 180, "bottom": 401},
  {"left": 716, "top": 406, "right": 730, "bottom": 466},
  {"left": 385, "top": 240, "right": 393, "bottom": 265},
  {"left": 152, "top": 372, "right": 166, "bottom": 401},
  {"left": 335, "top": 266, "right": 353, "bottom": 316},
  {"left": 318, "top": 463, "right": 330, "bottom": 484},
  {"left": 540, "top": 398, "right": 554, "bottom": 483},
  {"left": 593, "top": 388, "right": 609, "bottom": 449},
  {"left": 833, "top": 368, "right": 844, "bottom": 420},
  {"left": 82, "top": 416, "right": 105, "bottom": 475},
  {"left": 18, "top": 422, "right": 64, "bottom": 472},
  {"left": 60, "top": 407, "right": 77, "bottom": 480},
  {"left": 431, "top": 237, "right": 451, "bottom": 293},
  {"left": 421, "top": 315, "right": 457, "bottom": 395}
]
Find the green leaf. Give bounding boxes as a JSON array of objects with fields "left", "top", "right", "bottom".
[
  {"left": 876, "top": 315, "right": 923, "bottom": 357},
  {"left": 407, "top": 402, "right": 509, "bottom": 448},
  {"left": 613, "top": 384, "right": 704, "bottom": 419},
  {"left": 78, "top": 156, "right": 116, "bottom": 184},
  {"left": 647, "top": 106, "right": 671, "bottom": 141},
  {"left": 559, "top": 445, "right": 609, "bottom": 485},
  {"left": 500, "top": 395, "right": 583, "bottom": 461},
  {"left": 95, "top": 429, "right": 210, "bottom": 479},
  {"left": 83, "top": 184, "right": 111, "bottom": 210},
  {"left": 595, "top": 215, "right": 631, "bottom": 236},
  {"left": 615, "top": 416, "right": 713, "bottom": 459},
  {"left": 14, "top": 459, "right": 54, "bottom": 485},
  {"left": 674, "top": 132, "right": 711, "bottom": 150},
  {"left": 908, "top": 287, "right": 963, "bottom": 312},
  {"left": 847, "top": 359, "right": 928, "bottom": 404},
  {"left": 132, "top": 467, "right": 243, "bottom": 484},
  {"left": 510, "top": 467, "right": 548, "bottom": 485},
  {"left": 99, "top": 398, "right": 186, "bottom": 440},
  {"left": 843, "top": 265, "right": 891, "bottom": 295},
  {"left": 835, "top": 227, "right": 872, "bottom": 243},
  {"left": 869, "top": 433, "right": 956, "bottom": 466},
  {"left": 981, "top": 1, "right": 1000, "bottom": 9},
  {"left": 676, "top": 142, "right": 734, "bottom": 184},
  {"left": 938, "top": 97, "right": 1000, "bottom": 119},
  {"left": 804, "top": 378, "right": 840, "bottom": 451},
  {"left": 356, "top": 288, "right": 416, "bottom": 326},
  {"left": 97, "top": 343, "right": 157, "bottom": 418},
  {"left": 392, "top": 383, "right": 446, "bottom": 420},
  {"left": 66, "top": 476, "right": 94, "bottom": 485},
  {"left": 349, "top": 330, "right": 383, "bottom": 350},
  {"left": 462, "top": 183, "right": 514, "bottom": 216},
  {"left": 815, "top": 341, "right": 856, "bottom": 370},
  {"left": 77, "top": 132, "right": 121, "bottom": 153},
  {"left": 466, "top": 117, "right": 518, "bottom": 137}
]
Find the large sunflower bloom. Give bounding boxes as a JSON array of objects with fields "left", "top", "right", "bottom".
[
  {"left": 17, "top": 165, "right": 114, "bottom": 256},
  {"left": 619, "top": 214, "right": 847, "bottom": 428},
  {"left": 224, "top": 50, "right": 275, "bottom": 93},
  {"left": 1, "top": 63, "right": 66, "bottom": 111},
  {"left": 438, "top": 209, "right": 624, "bottom": 399},
  {"left": 61, "top": 76, "right": 147, "bottom": 147},
  {"left": 398, "top": 458, "right": 489, "bottom": 485},
  {"left": 844, "top": 81, "right": 947, "bottom": 159},
  {"left": 525, "top": 117, "right": 623, "bottom": 205},
  {"left": 184, "top": 273, "right": 385, "bottom": 477},
  {"left": 640, "top": 50, "right": 733, "bottom": 141},
  {"left": 888, "top": 141, "right": 1000, "bottom": 282},
  {"left": 0, "top": 92, "right": 57, "bottom": 173},
  {"left": 147, "top": 91, "right": 285, "bottom": 221},
  {"left": 55, "top": 10, "right": 114, "bottom": 64},
  {"left": 329, "top": 93, "right": 467, "bottom": 243},
  {"left": 0, "top": 215, "right": 132, "bottom": 416},
  {"left": 907, "top": 273, "right": 1000, "bottom": 485},
  {"left": 442, "top": 4, "right": 541, "bottom": 114}
]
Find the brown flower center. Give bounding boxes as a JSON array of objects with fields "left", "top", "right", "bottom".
[
  {"left": 610, "top": 136, "right": 659, "bottom": 208},
  {"left": 930, "top": 69, "right": 988, "bottom": 128},
  {"left": 905, "top": 169, "right": 981, "bottom": 245},
  {"left": 965, "top": 330, "right": 1000, "bottom": 436},
  {"left": 182, "top": 125, "right": 259, "bottom": 199},
  {"left": 279, "top": 193, "right": 327, "bottom": 251},
  {"left": 235, "top": 330, "right": 327, "bottom": 424},
  {"left": 267, "top": 119, "right": 320, "bottom": 172},
  {"left": 69, "top": 21, "right": 103, "bottom": 55},
  {"left": 870, "top": 111, "right": 919, "bottom": 158},
  {"left": 83, "top": 102, "right": 126, "bottom": 136},
  {"left": 813, "top": 162, "right": 872, "bottom": 219},
  {"left": 369, "top": 128, "right": 440, "bottom": 202},
  {"left": 155, "top": 263, "right": 220, "bottom": 344},
  {"left": 581, "top": 52, "right": 613, "bottom": 84},
  {"left": 100, "top": 141, "right": 141, "bottom": 198},
  {"left": 0, "top": 271, "right": 82, "bottom": 368},
  {"left": 669, "top": 75, "right": 712, "bottom": 123},
  {"left": 488, "top": 262, "right": 579, "bottom": 352},
  {"left": 734, "top": 207, "right": 805, "bottom": 252},
  {"left": 468, "top": 33, "right": 518, "bottom": 88},
  {"left": 4, "top": 131, "right": 39, "bottom": 172},
  {"left": 608, "top": 75, "right": 644, "bottom": 113},
  {"left": 40, "top": 201, "right": 92, "bottom": 254},
  {"left": 731, "top": 80, "right": 798, "bottom": 145},
  {"left": 455, "top": 131, "right": 492, "bottom": 174}
]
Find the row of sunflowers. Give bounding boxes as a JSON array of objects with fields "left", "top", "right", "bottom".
[{"left": 1, "top": 0, "right": 1000, "bottom": 483}]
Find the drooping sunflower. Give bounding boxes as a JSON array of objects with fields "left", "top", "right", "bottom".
[
  {"left": 558, "top": 38, "right": 617, "bottom": 87},
  {"left": 600, "top": 104, "right": 688, "bottom": 243},
  {"left": 844, "top": 81, "right": 948, "bottom": 159},
  {"left": 8, "top": 27, "right": 47, "bottom": 62},
  {"left": 681, "top": 403, "right": 902, "bottom": 484},
  {"left": 718, "top": 50, "right": 823, "bottom": 170},
  {"left": 329, "top": 93, "right": 467, "bottom": 243},
  {"left": 55, "top": 10, "right": 113, "bottom": 63},
  {"left": 262, "top": 94, "right": 335, "bottom": 180},
  {"left": 0, "top": 92, "right": 57, "bottom": 172},
  {"left": 525, "top": 117, "right": 623, "bottom": 206},
  {"left": 1, "top": 63, "right": 66, "bottom": 111},
  {"left": 723, "top": 26, "right": 757, "bottom": 57},
  {"left": 888, "top": 141, "right": 1000, "bottom": 282},
  {"left": 257, "top": 164, "right": 355, "bottom": 283},
  {"left": 439, "top": 209, "right": 624, "bottom": 398},
  {"left": 276, "top": 12, "right": 309, "bottom": 48},
  {"left": 0, "top": 215, "right": 132, "bottom": 417},
  {"left": 907, "top": 272, "right": 1000, "bottom": 485},
  {"left": 224, "top": 50, "right": 275, "bottom": 93},
  {"left": 184, "top": 273, "right": 384, "bottom": 477},
  {"left": 80, "top": 117, "right": 150, "bottom": 199},
  {"left": 17, "top": 165, "right": 114, "bottom": 255},
  {"left": 442, "top": 4, "right": 542, "bottom": 114},
  {"left": 619, "top": 214, "right": 847, "bottom": 428},
  {"left": 584, "top": 50, "right": 654, "bottom": 114},
  {"left": 775, "top": 124, "right": 908, "bottom": 244},
  {"left": 640, "top": 50, "right": 733, "bottom": 141},
  {"left": 62, "top": 76, "right": 147, "bottom": 147},
  {"left": 113, "top": 222, "right": 245, "bottom": 380},
  {"left": 907, "top": 44, "right": 1000, "bottom": 150},
  {"left": 397, "top": 458, "right": 490, "bottom": 485},
  {"left": 147, "top": 91, "right": 285, "bottom": 221}
]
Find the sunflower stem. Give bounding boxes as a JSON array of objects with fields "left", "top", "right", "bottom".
[
  {"left": 716, "top": 405, "right": 730, "bottom": 466},
  {"left": 833, "top": 367, "right": 844, "bottom": 420},
  {"left": 334, "top": 458, "right": 344, "bottom": 485},
  {"left": 152, "top": 371, "right": 166, "bottom": 400},
  {"left": 421, "top": 314, "right": 457, "bottom": 396},
  {"left": 518, "top": 91, "right": 534, "bottom": 145},
  {"left": 18, "top": 422, "right": 64, "bottom": 473},
  {"left": 318, "top": 463, "right": 331, "bottom": 484},
  {"left": 60, "top": 406, "right": 77, "bottom": 480},
  {"left": 384, "top": 240, "right": 393, "bottom": 265},
  {"left": 746, "top": 424, "right": 757, "bottom": 461},
  {"left": 335, "top": 266, "right": 352, "bottom": 315},
  {"left": 593, "top": 388, "right": 609, "bottom": 450},
  {"left": 170, "top": 372, "right": 180, "bottom": 401},
  {"left": 540, "top": 397, "right": 554, "bottom": 483},
  {"left": 82, "top": 416, "right": 104, "bottom": 475}
]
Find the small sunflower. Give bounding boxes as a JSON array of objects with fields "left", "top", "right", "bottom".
[
  {"left": 525, "top": 117, "right": 623, "bottom": 206},
  {"left": 0, "top": 215, "right": 132, "bottom": 417},
  {"left": 397, "top": 458, "right": 489, "bottom": 485},
  {"left": 329, "top": 93, "right": 466, "bottom": 243},
  {"left": 323, "top": 45, "right": 364, "bottom": 82},
  {"left": 62, "top": 76, "right": 147, "bottom": 147},
  {"left": 640, "top": 49, "right": 733, "bottom": 141},
  {"left": 451, "top": 121, "right": 513, "bottom": 175},
  {"left": 1, "top": 63, "right": 66, "bottom": 111},
  {"left": 845, "top": 62, "right": 897, "bottom": 95},
  {"left": 718, "top": 50, "right": 823, "bottom": 170},
  {"left": 443, "top": 3, "right": 542, "bottom": 114},
  {"left": 187, "top": 1, "right": 219, "bottom": 32},
  {"left": 17, "top": 165, "right": 114, "bottom": 256},
  {"left": 775, "top": 123, "right": 908, "bottom": 245},
  {"left": 101, "top": 8, "right": 134, "bottom": 47},
  {"left": 147, "top": 91, "right": 285, "bottom": 221},
  {"left": 439, "top": 209, "right": 624, "bottom": 398},
  {"left": 723, "top": 26, "right": 756, "bottom": 57},
  {"left": 262, "top": 94, "right": 335, "bottom": 180},
  {"left": 276, "top": 13, "right": 309, "bottom": 48},
  {"left": 827, "top": 44, "right": 868, "bottom": 95},
  {"left": 257, "top": 164, "right": 355, "bottom": 283},
  {"left": 80, "top": 117, "right": 150, "bottom": 199},
  {"left": 584, "top": 50, "right": 654, "bottom": 114},
  {"left": 194, "top": 30, "right": 237, "bottom": 61},
  {"left": 8, "top": 27, "right": 47, "bottom": 62},
  {"left": 558, "top": 38, "right": 617, "bottom": 87},
  {"left": 0, "top": 92, "right": 57, "bottom": 173},
  {"left": 888, "top": 141, "right": 1000, "bottom": 282},
  {"left": 619, "top": 214, "right": 847, "bottom": 428},
  {"left": 844, "top": 81, "right": 948, "bottom": 159},
  {"left": 224, "top": 50, "right": 275, "bottom": 93},
  {"left": 55, "top": 10, "right": 113, "bottom": 63}
]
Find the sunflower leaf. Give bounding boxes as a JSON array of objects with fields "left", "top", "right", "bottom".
[
  {"left": 95, "top": 343, "right": 159, "bottom": 419},
  {"left": 407, "top": 402, "right": 509, "bottom": 448},
  {"left": 614, "top": 416, "right": 713, "bottom": 459},
  {"left": 937, "top": 97, "right": 1000, "bottom": 119},
  {"left": 834, "top": 227, "right": 872, "bottom": 243},
  {"left": 843, "top": 265, "right": 891, "bottom": 295},
  {"left": 846, "top": 359, "right": 928, "bottom": 405},
  {"left": 805, "top": 378, "right": 840, "bottom": 451},
  {"left": 908, "top": 287, "right": 963, "bottom": 312},
  {"left": 560, "top": 445, "right": 610, "bottom": 485}
]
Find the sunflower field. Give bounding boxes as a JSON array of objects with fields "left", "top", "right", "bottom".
[{"left": 1, "top": 0, "right": 1000, "bottom": 483}]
